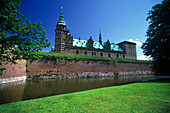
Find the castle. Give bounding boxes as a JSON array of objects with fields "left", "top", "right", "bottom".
[{"left": 52, "top": 10, "right": 137, "bottom": 59}]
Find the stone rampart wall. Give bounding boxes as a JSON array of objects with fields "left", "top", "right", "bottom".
[
  {"left": 0, "top": 60, "right": 26, "bottom": 78},
  {"left": 0, "top": 58, "right": 152, "bottom": 83},
  {"left": 27, "top": 59, "right": 152, "bottom": 76},
  {"left": 0, "top": 60, "right": 26, "bottom": 84}
]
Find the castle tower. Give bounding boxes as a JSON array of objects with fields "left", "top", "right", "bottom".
[
  {"left": 55, "top": 7, "right": 73, "bottom": 53},
  {"left": 117, "top": 41, "right": 137, "bottom": 59}
]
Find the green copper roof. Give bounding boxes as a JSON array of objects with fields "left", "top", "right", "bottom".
[
  {"left": 73, "top": 39, "right": 88, "bottom": 48},
  {"left": 73, "top": 39, "right": 124, "bottom": 52},
  {"left": 93, "top": 42, "right": 104, "bottom": 49},
  {"left": 110, "top": 43, "right": 124, "bottom": 52},
  {"left": 57, "top": 12, "right": 65, "bottom": 25}
]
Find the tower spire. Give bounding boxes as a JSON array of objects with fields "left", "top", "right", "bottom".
[
  {"left": 57, "top": 6, "right": 65, "bottom": 25},
  {"left": 99, "top": 29, "right": 102, "bottom": 44}
]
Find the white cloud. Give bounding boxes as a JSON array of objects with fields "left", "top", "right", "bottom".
[
  {"left": 128, "top": 39, "right": 143, "bottom": 46},
  {"left": 137, "top": 55, "right": 152, "bottom": 60}
]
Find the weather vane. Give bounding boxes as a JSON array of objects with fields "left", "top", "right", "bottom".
[{"left": 61, "top": 6, "right": 63, "bottom": 12}]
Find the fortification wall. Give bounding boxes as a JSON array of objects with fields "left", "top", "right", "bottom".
[
  {"left": 0, "top": 58, "right": 152, "bottom": 83},
  {"left": 27, "top": 59, "right": 152, "bottom": 76},
  {"left": 0, "top": 60, "right": 26, "bottom": 84}
]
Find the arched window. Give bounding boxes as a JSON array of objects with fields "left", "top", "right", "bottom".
[
  {"left": 76, "top": 50, "right": 79, "bottom": 54},
  {"left": 108, "top": 53, "right": 111, "bottom": 58},
  {"left": 84, "top": 51, "right": 87, "bottom": 55},
  {"left": 100, "top": 53, "right": 103, "bottom": 56}
]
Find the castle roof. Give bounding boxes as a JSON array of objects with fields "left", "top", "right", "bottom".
[
  {"left": 110, "top": 43, "right": 124, "bottom": 52},
  {"left": 73, "top": 39, "right": 124, "bottom": 52},
  {"left": 117, "top": 41, "right": 136, "bottom": 45},
  {"left": 93, "top": 42, "right": 104, "bottom": 49},
  {"left": 57, "top": 12, "right": 65, "bottom": 26},
  {"left": 73, "top": 39, "right": 88, "bottom": 48}
]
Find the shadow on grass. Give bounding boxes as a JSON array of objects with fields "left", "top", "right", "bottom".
[{"left": 143, "top": 78, "right": 170, "bottom": 83}]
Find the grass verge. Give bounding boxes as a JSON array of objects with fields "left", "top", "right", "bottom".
[
  {"left": 32, "top": 52, "right": 151, "bottom": 63},
  {"left": 111, "top": 58, "right": 152, "bottom": 63},
  {"left": 0, "top": 78, "right": 169, "bottom": 113},
  {"left": 32, "top": 52, "right": 110, "bottom": 61}
]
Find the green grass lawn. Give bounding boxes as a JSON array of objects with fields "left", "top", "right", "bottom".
[
  {"left": 0, "top": 78, "right": 169, "bottom": 113},
  {"left": 32, "top": 52, "right": 151, "bottom": 63}
]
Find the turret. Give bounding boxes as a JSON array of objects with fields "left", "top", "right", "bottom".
[
  {"left": 99, "top": 29, "right": 102, "bottom": 44},
  {"left": 88, "top": 36, "right": 94, "bottom": 48},
  {"left": 106, "top": 40, "right": 111, "bottom": 50}
]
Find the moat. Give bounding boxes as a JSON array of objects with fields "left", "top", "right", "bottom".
[{"left": 0, "top": 75, "right": 154, "bottom": 105}]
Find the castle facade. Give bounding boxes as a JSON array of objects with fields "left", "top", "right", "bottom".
[{"left": 52, "top": 11, "right": 137, "bottom": 59}]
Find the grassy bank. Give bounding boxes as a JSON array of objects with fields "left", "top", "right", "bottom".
[
  {"left": 0, "top": 78, "right": 169, "bottom": 113},
  {"left": 32, "top": 52, "right": 110, "bottom": 61},
  {"left": 111, "top": 58, "right": 152, "bottom": 63},
  {"left": 32, "top": 52, "right": 151, "bottom": 63}
]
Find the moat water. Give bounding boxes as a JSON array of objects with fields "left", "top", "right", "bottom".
[{"left": 0, "top": 75, "right": 154, "bottom": 105}]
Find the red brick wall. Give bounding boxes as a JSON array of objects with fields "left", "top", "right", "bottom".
[
  {"left": 27, "top": 59, "right": 152, "bottom": 75},
  {"left": 0, "top": 60, "right": 26, "bottom": 78},
  {"left": 0, "top": 58, "right": 152, "bottom": 78}
]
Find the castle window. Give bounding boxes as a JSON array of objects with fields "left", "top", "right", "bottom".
[
  {"left": 108, "top": 53, "right": 111, "bottom": 58},
  {"left": 117, "top": 54, "right": 119, "bottom": 58},
  {"left": 100, "top": 53, "right": 103, "bottom": 56},
  {"left": 94, "top": 52, "right": 96, "bottom": 56},
  {"left": 123, "top": 55, "right": 125, "bottom": 58},
  {"left": 76, "top": 50, "right": 79, "bottom": 54},
  {"left": 92, "top": 52, "right": 96, "bottom": 56},
  {"left": 84, "top": 51, "right": 87, "bottom": 55}
]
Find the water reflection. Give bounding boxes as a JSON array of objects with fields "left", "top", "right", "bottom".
[{"left": 0, "top": 75, "right": 154, "bottom": 105}]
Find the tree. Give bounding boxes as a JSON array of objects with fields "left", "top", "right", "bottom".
[
  {"left": 0, "top": 0, "right": 51, "bottom": 75},
  {"left": 142, "top": 0, "right": 170, "bottom": 76}
]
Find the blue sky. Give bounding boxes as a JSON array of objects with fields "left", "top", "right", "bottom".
[{"left": 18, "top": 0, "right": 162, "bottom": 59}]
